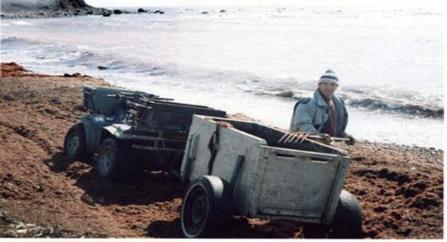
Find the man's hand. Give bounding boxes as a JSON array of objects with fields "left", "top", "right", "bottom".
[
  {"left": 345, "top": 134, "right": 356, "bottom": 145},
  {"left": 319, "top": 133, "right": 332, "bottom": 144}
]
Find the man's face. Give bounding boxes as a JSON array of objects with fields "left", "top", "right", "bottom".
[{"left": 318, "top": 82, "right": 338, "bottom": 98}]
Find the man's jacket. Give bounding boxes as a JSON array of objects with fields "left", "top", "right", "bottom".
[{"left": 289, "top": 90, "right": 348, "bottom": 137}]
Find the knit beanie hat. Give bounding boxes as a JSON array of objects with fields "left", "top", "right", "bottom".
[{"left": 318, "top": 69, "right": 339, "bottom": 84}]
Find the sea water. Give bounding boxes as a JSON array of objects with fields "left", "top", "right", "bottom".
[{"left": 0, "top": 6, "right": 443, "bottom": 148}]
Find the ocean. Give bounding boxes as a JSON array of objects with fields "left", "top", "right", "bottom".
[{"left": 0, "top": 6, "right": 444, "bottom": 148}]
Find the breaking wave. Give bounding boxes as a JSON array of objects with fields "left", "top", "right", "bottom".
[
  {"left": 256, "top": 87, "right": 443, "bottom": 119},
  {"left": 1, "top": 36, "right": 173, "bottom": 77},
  {"left": 2, "top": 36, "right": 443, "bottom": 119}
]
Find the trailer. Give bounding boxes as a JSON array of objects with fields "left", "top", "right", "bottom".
[{"left": 179, "top": 115, "right": 362, "bottom": 238}]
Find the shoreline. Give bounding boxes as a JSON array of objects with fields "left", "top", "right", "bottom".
[
  {"left": 0, "top": 0, "right": 163, "bottom": 19},
  {"left": 0, "top": 62, "right": 443, "bottom": 238},
  {"left": 1, "top": 0, "right": 104, "bottom": 19},
  {"left": 0, "top": 8, "right": 159, "bottom": 20},
  {"left": 0, "top": 8, "right": 106, "bottom": 19}
]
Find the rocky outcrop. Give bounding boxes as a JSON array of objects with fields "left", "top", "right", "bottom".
[{"left": 1, "top": 0, "right": 108, "bottom": 19}]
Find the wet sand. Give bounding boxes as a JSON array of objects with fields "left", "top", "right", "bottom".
[{"left": 0, "top": 62, "right": 443, "bottom": 238}]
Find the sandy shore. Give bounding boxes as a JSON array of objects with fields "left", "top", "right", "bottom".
[{"left": 0, "top": 62, "right": 443, "bottom": 238}]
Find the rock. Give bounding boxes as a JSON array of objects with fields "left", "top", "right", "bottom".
[
  {"left": 220, "top": 9, "right": 226, "bottom": 13},
  {"left": 410, "top": 193, "right": 439, "bottom": 209},
  {"left": 413, "top": 181, "right": 428, "bottom": 190},
  {"left": 16, "top": 222, "right": 26, "bottom": 229},
  {"left": 81, "top": 194, "right": 96, "bottom": 206},
  {"left": 50, "top": 97, "right": 61, "bottom": 105},
  {"left": 396, "top": 174, "right": 410, "bottom": 185},
  {"left": 16, "top": 228, "right": 28, "bottom": 234},
  {"left": 97, "top": 66, "right": 108, "bottom": 70},
  {"left": 63, "top": 73, "right": 82, "bottom": 78},
  {"left": 153, "top": 10, "right": 164, "bottom": 14},
  {"left": 366, "top": 229, "right": 378, "bottom": 238},
  {"left": 54, "top": 190, "right": 63, "bottom": 195},
  {"left": 274, "top": 90, "right": 294, "bottom": 98},
  {"left": 356, "top": 190, "right": 367, "bottom": 195},
  {"left": 373, "top": 206, "right": 387, "bottom": 213},
  {"left": 113, "top": 9, "right": 122, "bottom": 14},
  {"left": 137, "top": 8, "right": 147, "bottom": 13},
  {"left": 398, "top": 228, "right": 412, "bottom": 236},
  {"left": 390, "top": 211, "right": 402, "bottom": 220},
  {"left": 102, "top": 11, "right": 112, "bottom": 17},
  {"left": 396, "top": 186, "right": 419, "bottom": 198},
  {"left": 201, "top": 11, "right": 209, "bottom": 14},
  {"left": 352, "top": 156, "right": 365, "bottom": 161},
  {"left": 33, "top": 183, "right": 45, "bottom": 192}
]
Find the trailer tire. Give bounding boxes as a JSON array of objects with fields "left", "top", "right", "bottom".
[
  {"left": 64, "top": 123, "right": 88, "bottom": 162},
  {"left": 329, "top": 190, "right": 363, "bottom": 238},
  {"left": 181, "top": 175, "right": 233, "bottom": 238},
  {"left": 96, "top": 137, "right": 136, "bottom": 180}
]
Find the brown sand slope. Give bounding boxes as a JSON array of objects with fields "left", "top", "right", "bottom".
[{"left": 0, "top": 62, "right": 443, "bottom": 238}]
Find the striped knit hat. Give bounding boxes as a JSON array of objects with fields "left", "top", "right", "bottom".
[{"left": 318, "top": 69, "right": 339, "bottom": 84}]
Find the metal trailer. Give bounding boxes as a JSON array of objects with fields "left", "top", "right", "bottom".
[
  {"left": 64, "top": 86, "right": 226, "bottom": 180},
  {"left": 179, "top": 115, "right": 362, "bottom": 238}
]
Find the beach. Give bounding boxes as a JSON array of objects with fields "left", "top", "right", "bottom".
[
  {"left": 0, "top": 62, "right": 443, "bottom": 238},
  {"left": 0, "top": 0, "right": 444, "bottom": 238}
]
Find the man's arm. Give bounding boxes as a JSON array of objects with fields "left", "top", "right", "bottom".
[
  {"left": 290, "top": 103, "right": 318, "bottom": 133},
  {"left": 338, "top": 98, "right": 355, "bottom": 145}
]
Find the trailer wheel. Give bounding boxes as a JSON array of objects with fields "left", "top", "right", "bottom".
[
  {"left": 96, "top": 137, "right": 135, "bottom": 180},
  {"left": 329, "top": 190, "right": 363, "bottom": 238},
  {"left": 64, "top": 123, "right": 87, "bottom": 161},
  {"left": 181, "top": 176, "right": 232, "bottom": 238}
]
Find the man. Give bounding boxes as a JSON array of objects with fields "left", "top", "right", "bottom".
[{"left": 289, "top": 69, "right": 355, "bottom": 145}]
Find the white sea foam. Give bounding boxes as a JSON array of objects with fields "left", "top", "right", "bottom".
[{"left": 11, "top": 21, "right": 32, "bottom": 26}]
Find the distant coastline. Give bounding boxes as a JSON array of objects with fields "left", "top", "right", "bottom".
[
  {"left": 0, "top": 0, "right": 168, "bottom": 19},
  {"left": 0, "top": 0, "right": 108, "bottom": 19}
]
